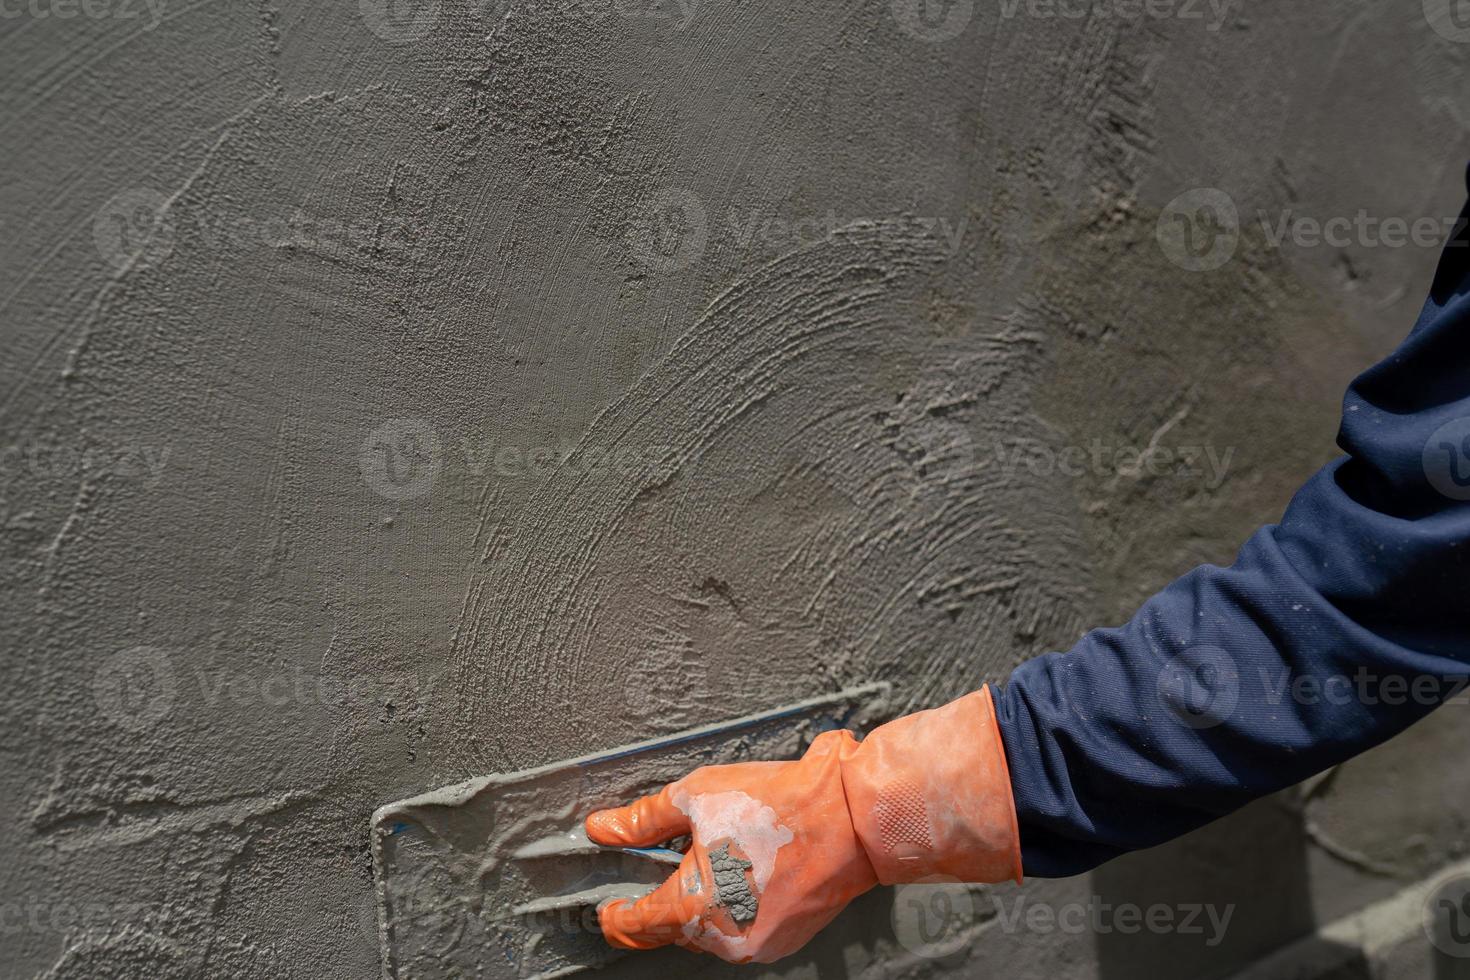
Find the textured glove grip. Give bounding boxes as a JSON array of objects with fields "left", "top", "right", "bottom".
[{"left": 840, "top": 686, "right": 1023, "bottom": 885}]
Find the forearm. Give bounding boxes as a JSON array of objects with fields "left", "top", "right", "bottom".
[{"left": 993, "top": 167, "right": 1470, "bottom": 878}]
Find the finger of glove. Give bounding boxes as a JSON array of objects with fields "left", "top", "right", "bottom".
[
  {"left": 598, "top": 857, "right": 703, "bottom": 951},
  {"left": 586, "top": 784, "right": 690, "bottom": 848}
]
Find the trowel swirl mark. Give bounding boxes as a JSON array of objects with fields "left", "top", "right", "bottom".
[
  {"left": 444, "top": 225, "right": 1086, "bottom": 773},
  {"left": 443, "top": 228, "right": 940, "bottom": 763}
]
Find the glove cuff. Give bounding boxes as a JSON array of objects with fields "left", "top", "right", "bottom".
[{"left": 840, "top": 686, "right": 1023, "bottom": 885}]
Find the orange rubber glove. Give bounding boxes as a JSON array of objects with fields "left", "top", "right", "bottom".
[{"left": 585, "top": 687, "right": 1022, "bottom": 963}]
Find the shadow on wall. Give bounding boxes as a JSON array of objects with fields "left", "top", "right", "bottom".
[
  {"left": 1092, "top": 797, "right": 1365, "bottom": 980},
  {"left": 571, "top": 788, "right": 1470, "bottom": 978},
  {"left": 1441, "top": 938, "right": 1470, "bottom": 980}
]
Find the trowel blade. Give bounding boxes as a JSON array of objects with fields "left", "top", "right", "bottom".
[
  {"left": 370, "top": 683, "right": 890, "bottom": 980},
  {"left": 511, "top": 825, "right": 686, "bottom": 867}
]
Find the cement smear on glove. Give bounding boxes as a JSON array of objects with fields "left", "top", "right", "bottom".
[{"left": 709, "top": 843, "right": 758, "bottom": 923}]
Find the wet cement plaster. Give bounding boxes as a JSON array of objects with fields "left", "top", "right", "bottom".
[
  {"left": 709, "top": 844, "right": 758, "bottom": 924},
  {"left": 3, "top": 1, "right": 1470, "bottom": 978}
]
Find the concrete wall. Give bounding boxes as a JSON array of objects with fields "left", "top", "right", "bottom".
[{"left": 3, "top": 0, "right": 1468, "bottom": 977}]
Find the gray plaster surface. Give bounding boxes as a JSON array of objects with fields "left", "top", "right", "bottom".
[{"left": 3, "top": 1, "right": 1469, "bottom": 977}]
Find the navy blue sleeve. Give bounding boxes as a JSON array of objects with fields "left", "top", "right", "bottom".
[{"left": 993, "top": 169, "right": 1470, "bottom": 878}]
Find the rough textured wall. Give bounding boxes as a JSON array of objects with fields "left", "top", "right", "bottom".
[{"left": 3, "top": 1, "right": 1468, "bottom": 977}]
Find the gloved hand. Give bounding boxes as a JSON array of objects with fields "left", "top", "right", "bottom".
[{"left": 586, "top": 687, "right": 1022, "bottom": 963}]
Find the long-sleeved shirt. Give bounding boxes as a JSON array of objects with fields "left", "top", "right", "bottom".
[{"left": 993, "top": 167, "right": 1470, "bottom": 878}]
